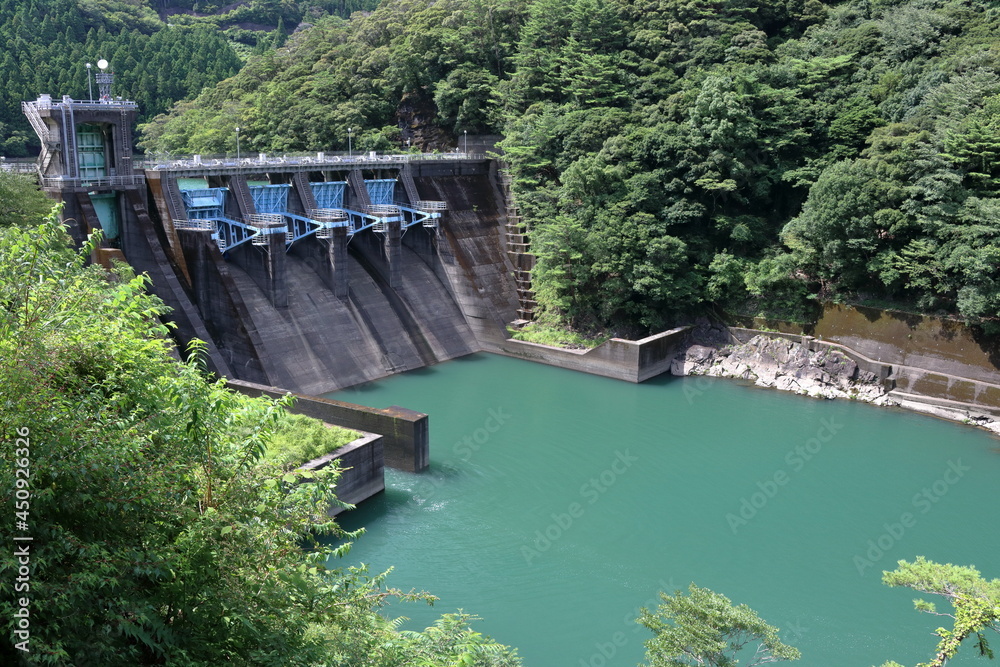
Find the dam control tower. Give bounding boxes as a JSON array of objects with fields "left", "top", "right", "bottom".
[{"left": 21, "top": 59, "right": 142, "bottom": 249}]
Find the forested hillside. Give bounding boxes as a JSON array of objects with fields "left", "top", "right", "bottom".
[
  {"left": 91, "top": 0, "right": 1000, "bottom": 332},
  {"left": 0, "top": 0, "right": 381, "bottom": 156},
  {"left": 502, "top": 0, "right": 1000, "bottom": 331}
]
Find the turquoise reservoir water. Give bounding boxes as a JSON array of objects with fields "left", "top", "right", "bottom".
[{"left": 331, "top": 353, "right": 1000, "bottom": 666}]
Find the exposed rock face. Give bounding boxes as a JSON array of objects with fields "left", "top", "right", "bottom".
[{"left": 671, "top": 335, "right": 896, "bottom": 405}]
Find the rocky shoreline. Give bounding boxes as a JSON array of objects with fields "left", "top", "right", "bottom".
[
  {"left": 671, "top": 334, "right": 896, "bottom": 404},
  {"left": 669, "top": 329, "right": 1000, "bottom": 435}
]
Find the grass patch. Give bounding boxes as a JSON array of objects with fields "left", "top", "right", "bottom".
[
  {"left": 508, "top": 323, "right": 610, "bottom": 349},
  {"left": 264, "top": 412, "right": 361, "bottom": 470}
]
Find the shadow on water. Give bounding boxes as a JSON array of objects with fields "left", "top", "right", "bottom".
[
  {"left": 328, "top": 364, "right": 447, "bottom": 398},
  {"left": 642, "top": 372, "right": 679, "bottom": 388},
  {"left": 449, "top": 352, "right": 488, "bottom": 364}
]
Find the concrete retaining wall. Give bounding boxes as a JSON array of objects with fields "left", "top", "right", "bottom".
[
  {"left": 731, "top": 304, "right": 1000, "bottom": 410},
  {"left": 810, "top": 303, "right": 1000, "bottom": 409},
  {"left": 228, "top": 379, "right": 429, "bottom": 472},
  {"left": 493, "top": 327, "right": 690, "bottom": 383},
  {"left": 300, "top": 432, "right": 385, "bottom": 516}
]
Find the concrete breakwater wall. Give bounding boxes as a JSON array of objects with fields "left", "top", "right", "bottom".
[
  {"left": 228, "top": 379, "right": 429, "bottom": 472},
  {"left": 491, "top": 327, "right": 690, "bottom": 383},
  {"left": 812, "top": 304, "right": 1000, "bottom": 410},
  {"left": 299, "top": 432, "right": 385, "bottom": 516}
]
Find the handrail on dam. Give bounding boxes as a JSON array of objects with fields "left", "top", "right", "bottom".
[{"left": 138, "top": 151, "right": 487, "bottom": 173}]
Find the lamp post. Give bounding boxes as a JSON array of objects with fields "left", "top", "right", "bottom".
[
  {"left": 348, "top": 127, "right": 353, "bottom": 159},
  {"left": 95, "top": 59, "right": 110, "bottom": 101},
  {"left": 235, "top": 126, "right": 241, "bottom": 164},
  {"left": 85, "top": 62, "right": 93, "bottom": 101},
  {"left": 463, "top": 129, "right": 467, "bottom": 155}
]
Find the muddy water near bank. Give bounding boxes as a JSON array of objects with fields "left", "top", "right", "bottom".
[{"left": 331, "top": 353, "right": 1000, "bottom": 666}]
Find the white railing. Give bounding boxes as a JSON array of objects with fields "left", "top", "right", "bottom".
[
  {"left": 308, "top": 208, "right": 348, "bottom": 222},
  {"left": 174, "top": 219, "right": 215, "bottom": 230},
  {"left": 367, "top": 204, "right": 399, "bottom": 217},
  {"left": 249, "top": 214, "right": 286, "bottom": 245},
  {"left": 39, "top": 175, "right": 145, "bottom": 188},
  {"left": 137, "top": 151, "right": 487, "bottom": 171},
  {"left": 248, "top": 213, "right": 284, "bottom": 226},
  {"left": 414, "top": 200, "right": 447, "bottom": 211},
  {"left": 28, "top": 97, "right": 138, "bottom": 111},
  {"left": 0, "top": 160, "right": 39, "bottom": 174}
]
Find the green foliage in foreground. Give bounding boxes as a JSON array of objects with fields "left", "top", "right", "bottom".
[
  {"left": 637, "top": 584, "right": 801, "bottom": 666},
  {"left": 640, "top": 564, "right": 1000, "bottom": 667},
  {"left": 0, "top": 210, "right": 521, "bottom": 665},
  {"left": 0, "top": 171, "right": 52, "bottom": 229},
  {"left": 876, "top": 557, "right": 1000, "bottom": 667},
  {"left": 264, "top": 412, "right": 360, "bottom": 470}
]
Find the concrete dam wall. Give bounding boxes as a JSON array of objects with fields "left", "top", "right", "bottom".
[{"left": 143, "top": 158, "right": 518, "bottom": 396}]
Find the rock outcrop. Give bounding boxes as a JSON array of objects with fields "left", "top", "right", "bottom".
[{"left": 671, "top": 334, "right": 896, "bottom": 405}]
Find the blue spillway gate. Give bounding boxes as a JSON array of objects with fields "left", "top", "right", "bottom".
[
  {"left": 249, "top": 184, "right": 291, "bottom": 214},
  {"left": 179, "top": 186, "right": 261, "bottom": 252},
  {"left": 311, "top": 181, "right": 346, "bottom": 209},
  {"left": 179, "top": 180, "right": 441, "bottom": 252}
]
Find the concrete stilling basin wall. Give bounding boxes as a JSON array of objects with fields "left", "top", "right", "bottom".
[{"left": 492, "top": 327, "right": 690, "bottom": 383}]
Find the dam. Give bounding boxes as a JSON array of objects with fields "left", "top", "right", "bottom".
[
  {"left": 23, "top": 89, "right": 523, "bottom": 396},
  {"left": 20, "top": 84, "right": 534, "bottom": 485}
]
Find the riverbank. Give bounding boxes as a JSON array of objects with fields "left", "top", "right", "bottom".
[{"left": 669, "top": 322, "right": 1000, "bottom": 436}]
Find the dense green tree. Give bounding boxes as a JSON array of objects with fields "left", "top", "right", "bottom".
[
  {"left": 0, "top": 171, "right": 51, "bottom": 228},
  {"left": 637, "top": 583, "right": 801, "bottom": 666},
  {"left": 877, "top": 557, "right": 1000, "bottom": 667},
  {"left": 944, "top": 93, "right": 1000, "bottom": 194}
]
